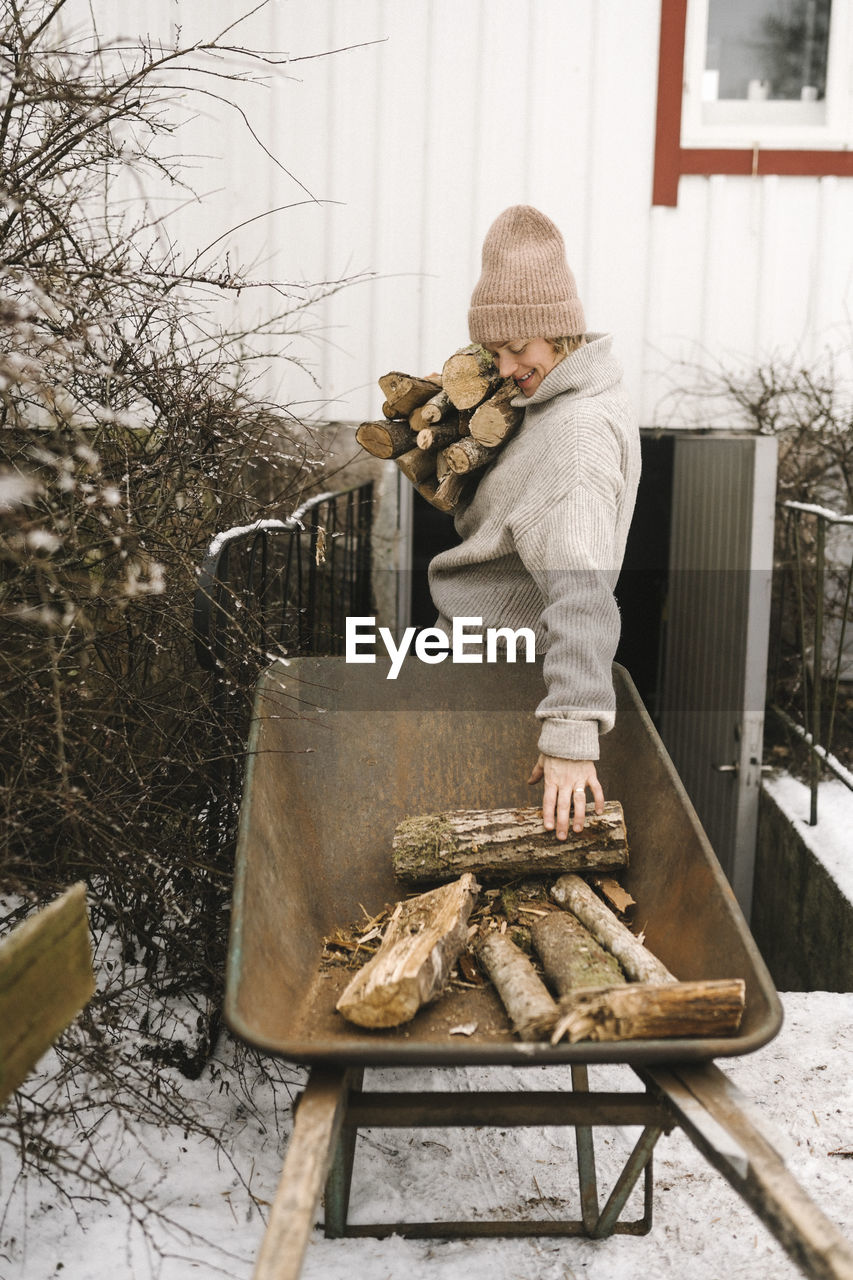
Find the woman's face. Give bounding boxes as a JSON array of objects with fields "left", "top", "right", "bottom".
[{"left": 483, "top": 337, "right": 559, "bottom": 397}]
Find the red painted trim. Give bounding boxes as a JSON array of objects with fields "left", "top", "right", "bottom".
[
  {"left": 652, "top": 0, "right": 853, "bottom": 206},
  {"left": 680, "top": 148, "right": 853, "bottom": 179},
  {"left": 652, "top": 0, "right": 688, "bottom": 207}
]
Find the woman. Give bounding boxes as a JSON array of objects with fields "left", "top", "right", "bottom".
[{"left": 429, "top": 204, "right": 640, "bottom": 841}]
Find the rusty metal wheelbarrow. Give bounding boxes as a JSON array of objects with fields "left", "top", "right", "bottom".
[{"left": 226, "top": 657, "right": 853, "bottom": 1280}]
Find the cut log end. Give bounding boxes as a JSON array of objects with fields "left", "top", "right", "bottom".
[
  {"left": 356, "top": 419, "right": 416, "bottom": 460},
  {"left": 378, "top": 372, "right": 442, "bottom": 419},
  {"left": 441, "top": 345, "right": 502, "bottom": 410},
  {"left": 396, "top": 446, "right": 437, "bottom": 485},
  {"left": 443, "top": 436, "right": 497, "bottom": 475}
]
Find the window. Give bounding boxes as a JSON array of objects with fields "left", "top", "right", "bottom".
[{"left": 653, "top": 0, "right": 853, "bottom": 206}]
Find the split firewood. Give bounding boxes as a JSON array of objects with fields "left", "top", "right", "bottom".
[
  {"left": 378, "top": 372, "right": 442, "bottom": 419},
  {"left": 549, "top": 979, "right": 746, "bottom": 1045},
  {"left": 551, "top": 874, "right": 675, "bottom": 984},
  {"left": 443, "top": 436, "right": 499, "bottom": 475},
  {"left": 396, "top": 446, "right": 437, "bottom": 486},
  {"left": 476, "top": 931, "right": 558, "bottom": 1042},
  {"left": 409, "top": 389, "right": 454, "bottom": 430},
  {"left": 335, "top": 873, "right": 479, "bottom": 1029},
  {"left": 393, "top": 803, "right": 628, "bottom": 887},
  {"left": 531, "top": 911, "right": 626, "bottom": 997},
  {"left": 416, "top": 421, "right": 461, "bottom": 452},
  {"left": 356, "top": 419, "right": 416, "bottom": 461},
  {"left": 441, "top": 345, "right": 504, "bottom": 410},
  {"left": 469, "top": 382, "right": 524, "bottom": 447}
]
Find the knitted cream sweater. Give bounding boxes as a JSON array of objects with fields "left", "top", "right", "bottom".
[{"left": 429, "top": 333, "right": 640, "bottom": 760}]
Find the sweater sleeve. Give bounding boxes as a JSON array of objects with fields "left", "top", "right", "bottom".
[{"left": 514, "top": 484, "right": 621, "bottom": 760}]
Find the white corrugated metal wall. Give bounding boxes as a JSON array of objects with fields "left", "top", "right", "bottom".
[{"left": 68, "top": 1, "right": 853, "bottom": 422}]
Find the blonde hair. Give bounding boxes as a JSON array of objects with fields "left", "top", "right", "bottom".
[{"left": 549, "top": 335, "right": 586, "bottom": 359}]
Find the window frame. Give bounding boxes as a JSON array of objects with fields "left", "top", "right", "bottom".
[{"left": 653, "top": 0, "right": 853, "bottom": 207}]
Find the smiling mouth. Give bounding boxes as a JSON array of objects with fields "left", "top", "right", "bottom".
[{"left": 516, "top": 370, "right": 535, "bottom": 386}]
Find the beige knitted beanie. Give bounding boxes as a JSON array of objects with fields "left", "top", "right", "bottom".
[{"left": 468, "top": 205, "right": 585, "bottom": 345}]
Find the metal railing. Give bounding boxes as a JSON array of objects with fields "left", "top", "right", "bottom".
[
  {"left": 193, "top": 482, "right": 374, "bottom": 856},
  {"left": 769, "top": 499, "right": 853, "bottom": 823}
]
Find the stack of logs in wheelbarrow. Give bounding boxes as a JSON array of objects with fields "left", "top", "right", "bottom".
[
  {"left": 225, "top": 657, "right": 853, "bottom": 1280},
  {"left": 335, "top": 802, "right": 747, "bottom": 1051}
]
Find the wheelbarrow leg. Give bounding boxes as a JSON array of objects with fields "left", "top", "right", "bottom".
[
  {"left": 591, "top": 1124, "right": 661, "bottom": 1238},
  {"left": 572, "top": 1062, "right": 662, "bottom": 1239},
  {"left": 645, "top": 1063, "right": 853, "bottom": 1280},
  {"left": 571, "top": 1063, "right": 600, "bottom": 1232},
  {"left": 253, "top": 1066, "right": 349, "bottom": 1280},
  {"left": 324, "top": 1067, "right": 364, "bottom": 1238}
]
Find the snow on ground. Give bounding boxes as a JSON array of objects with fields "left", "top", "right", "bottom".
[
  {"left": 4, "top": 772, "right": 853, "bottom": 1280},
  {"left": 2, "top": 991, "right": 853, "bottom": 1280}
]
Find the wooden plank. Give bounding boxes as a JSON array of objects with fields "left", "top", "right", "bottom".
[
  {"left": 645, "top": 1063, "right": 853, "bottom": 1280},
  {"left": 253, "top": 1067, "right": 350, "bottom": 1280},
  {"left": 0, "top": 883, "right": 94, "bottom": 1106}
]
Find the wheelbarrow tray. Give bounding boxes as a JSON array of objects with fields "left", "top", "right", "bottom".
[{"left": 225, "top": 657, "right": 781, "bottom": 1067}]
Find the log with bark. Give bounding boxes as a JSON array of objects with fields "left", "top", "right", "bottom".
[
  {"left": 551, "top": 873, "right": 675, "bottom": 984},
  {"left": 431, "top": 471, "right": 472, "bottom": 512},
  {"left": 356, "top": 419, "right": 416, "bottom": 460},
  {"left": 549, "top": 979, "right": 746, "bottom": 1045},
  {"left": 443, "top": 435, "right": 498, "bottom": 475},
  {"left": 530, "top": 910, "right": 626, "bottom": 997},
  {"left": 476, "top": 931, "right": 558, "bottom": 1041},
  {"left": 469, "top": 381, "right": 524, "bottom": 447},
  {"left": 378, "top": 372, "right": 442, "bottom": 418},
  {"left": 396, "top": 446, "right": 437, "bottom": 485},
  {"left": 416, "top": 422, "right": 461, "bottom": 452},
  {"left": 335, "top": 873, "right": 479, "bottom": 1029},
  {"left": 441, "top": 345, "right": 504, "bottom": 410},
  {"left": 409, "top": 388, "right": 454, "bottom": 431},
  {"left": 393, "top": 803, "right": 628, "bottom": 887}
]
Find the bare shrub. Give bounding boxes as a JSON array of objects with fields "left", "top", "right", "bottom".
[{"left": 0, "top": 4, "right": 359, "bottom": 1064}]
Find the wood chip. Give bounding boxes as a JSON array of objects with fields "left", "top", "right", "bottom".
[{"left": 592, "top": 875, "right": 637, "bottom": 914}]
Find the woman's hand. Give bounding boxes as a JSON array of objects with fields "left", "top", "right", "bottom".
[{"left": 527, "top": 754, "right": 604, "bottom": 839}]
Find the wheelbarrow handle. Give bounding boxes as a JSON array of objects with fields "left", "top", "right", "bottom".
[
  {"left": 253, "top": 1066, "right": 349, "bottom": 1280},
  {"left": 644, "top": 1063, "right": 853, "bottom": 1280}
]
